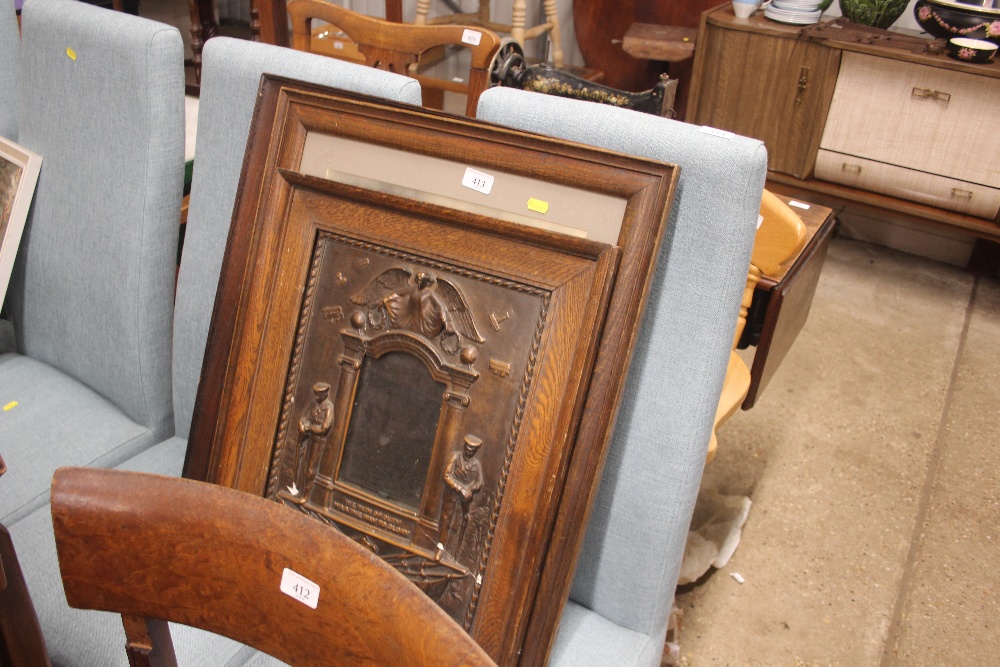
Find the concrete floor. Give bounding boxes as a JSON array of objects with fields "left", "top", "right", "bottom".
[{"left": 672, "top": 237, "right": 1000, "bottom": 666}]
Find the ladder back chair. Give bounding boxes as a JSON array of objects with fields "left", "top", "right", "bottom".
[{"left": 287, "top": 0, "right": 500, "bottom": 117}]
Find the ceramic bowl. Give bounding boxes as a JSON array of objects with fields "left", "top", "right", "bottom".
[
  {"left": 914, "top": 0, "right": 1000, "bottom": 44},
  {"left": 951, "top": 0, "right": 995, "bottom": 8},
  {"left": 947, "top": 36, "right": 999, "bottom": 60}
]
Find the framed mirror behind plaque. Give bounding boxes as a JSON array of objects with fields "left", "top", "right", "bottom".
[{"left": 184, "top": 77, "right": 678, "bottom": 666}]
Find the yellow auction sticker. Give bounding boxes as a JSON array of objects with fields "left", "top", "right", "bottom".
[
  {"left": 527, "top": 198, "right": 549, "bottom": 214},
  {"left": 67, "top": 47, "right": 77, "bottom": 61},
  {"left": 3, "top": 401, "right": 17, "bottom": 411}
]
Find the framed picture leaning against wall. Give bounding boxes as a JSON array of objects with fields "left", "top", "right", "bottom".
[{"left": 0, "top": 136, "right": 42, "bottom": 303}]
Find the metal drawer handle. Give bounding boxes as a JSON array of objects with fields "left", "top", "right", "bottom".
[
  {"left": 841, "top": 163, "right": 862, "bottom": 174},
  {"left": 795, "top": 66, "right": 810, "bottom": 105},
  {"left": 911, "top": 87, "right": 951, "bottom": 103},
  {"left": 951, "top": 188, "right": 973, "bottom": 199}
]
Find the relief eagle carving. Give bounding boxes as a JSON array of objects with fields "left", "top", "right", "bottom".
[{"left": 350, "top": 268, "right": 485, "bottom": 353}]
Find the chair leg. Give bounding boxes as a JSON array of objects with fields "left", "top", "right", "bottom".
[
  {"left": 0, "top": 525, "right": 49, "bottom": 667},
  {"left": 414, "top": 0, "right": 430, "bottom": 25},
  {"left": 122, "top": 615, "right": 178, "bottom": 667},
  {"left": 542, "top": 0, "right": 563, "bottom": 67},
  {"left": 709, "top": 352, "right": 751, "bottom": 463},
  {"left": 510, "top": 0, "right": 525, "bottom": 48}
]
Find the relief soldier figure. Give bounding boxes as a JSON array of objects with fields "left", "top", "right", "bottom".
[
  {"left": 295, "top": 382, "right": 334, "bottom": 499},
  {"left": 439, "top": 434, "right": 485, "bottom": 550}
]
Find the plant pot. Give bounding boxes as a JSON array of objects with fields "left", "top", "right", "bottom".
[{"left": 839, "top": 0, "right": 910, "bottom": 28}]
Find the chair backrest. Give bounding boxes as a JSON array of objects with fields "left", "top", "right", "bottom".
[
  {"left": 8, "top": 0, "right": 184, "bottom": 440},
  {"left": 172, "top": 38, "right": 421, "bottom": 443},
  {"left": 52, "top": 467, "right": 497, "bottom": 667},
  {"left": 286, "top": 0, "right": 499, "bottom": 117},
  {"left": 476, "top": 87, "right": 766, "bottom": 662},
  {"left": 0, "top": 0, "right": 19, "bottom": 140},
  {"left": 731, "top": 188, "right": 808, "bottom": 350},
  {"left": 753, "top": 189, "right": 808, "bottom": 278}
]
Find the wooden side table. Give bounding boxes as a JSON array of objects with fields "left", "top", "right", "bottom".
[
  {"left": 0, "top": 454, "right": 50, "bottom": 666},
  {"left": 739, "top": 196, "right": 837, "bottom": 409}
]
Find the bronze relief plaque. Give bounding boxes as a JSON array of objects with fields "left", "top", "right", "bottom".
[
  {"left": 269, "top": 231, "right": 552, "bottom": 626},
  {"left": 185, "top": 77, "right": 678, "bottom": 665}
]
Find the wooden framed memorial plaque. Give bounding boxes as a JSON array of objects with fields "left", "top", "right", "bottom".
[{"left": 184, "top": 77, "right": 678, "bottom": 665}]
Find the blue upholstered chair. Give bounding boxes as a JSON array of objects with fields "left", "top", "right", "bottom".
[
  {"left": 0, "top": 0, "right": 18, "bottom": 141},
  {"left": 133, "top": 36, "right": 423, "bottom": 475},
  {"left": 0, "top": 0, "right": 183, "bottom": 529},
  {"left": 0, "top": 0, "right": 184, "bottom": 661},
  {"left": 7, "top": 31, "right": 422, "bottom": 664},
  {"left": 475, "top": 88, "right": 767, "bottom": 666}
]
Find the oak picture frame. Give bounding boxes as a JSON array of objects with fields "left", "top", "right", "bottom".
[{"left": 184, "top": 77, "right": 678, "bottom": 665}]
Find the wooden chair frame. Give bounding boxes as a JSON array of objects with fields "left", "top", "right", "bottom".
[
  {"left": 52, "top": 467, "right": 497, "bottom": 667},
  {"left": 287, "top": 0, "right": 500, "bottom": 117}
]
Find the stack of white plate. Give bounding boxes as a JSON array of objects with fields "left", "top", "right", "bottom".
[{"left": 763, "top": 0, "right": 824, "bottom": 24}]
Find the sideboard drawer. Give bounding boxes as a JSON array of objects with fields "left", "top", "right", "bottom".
[
  {"left": 815, "top": 149, "right": 1000, "bottom": 219},
  {"left": 820, "top": 52, "right": 1000, "bottom": 188}
]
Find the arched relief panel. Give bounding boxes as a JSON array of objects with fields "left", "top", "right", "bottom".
[{"left": 268, "top": 229, "right": 550, "bottom": 625}]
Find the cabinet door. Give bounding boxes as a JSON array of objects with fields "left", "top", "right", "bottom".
[
  {"left": 691, "top": 24, "right": 838, "bottom": 178},
  {"left": 821, "top": 52, "right": 1000, "bottom": 188}
]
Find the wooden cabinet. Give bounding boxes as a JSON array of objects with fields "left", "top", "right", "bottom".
[
  {"left": 689, "top": 16, "right": 839, "bottom": 178},
  {"left": 817, "top": 52, "right": 1000, "bottom": 219},
  {"left": 687, "top": 4, "right": 1000, "bottom": 242}
]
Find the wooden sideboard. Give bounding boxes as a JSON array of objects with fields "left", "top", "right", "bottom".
[{"left": 687, "top": 3, "right": 1000, "bottom": 247}]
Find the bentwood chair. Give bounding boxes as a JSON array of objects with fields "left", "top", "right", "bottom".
[
  {"left": 709, "top": 189, "right": 806, "bottom": 460},
  {"left": 287, "top": 0, "right": 500, "bottom": 117},
  {"left": 52, "top": 467, "right": 497, "bottom": 667}
]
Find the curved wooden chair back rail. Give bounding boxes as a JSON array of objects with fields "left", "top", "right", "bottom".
[
  {"left": 709, "top": 189, "right": 807, "bottom": 461},
  {"left": 51, "top": 467, "right": 497, "bottom": 667},
  {"left": 287, "top": 0, "right": 500, "bottom": 118}
]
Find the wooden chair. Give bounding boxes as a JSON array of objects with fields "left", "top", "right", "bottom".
[
  {"left": 708, "top": 189, "right": 807, "bottom": 461},
  {"left": 287, "top": 0, "right": 500, "bottom": 118},
  {"left": 51, "top": 467, "right": 497, "bottom": 667},
  {"left": 414, "top": 0, "right": 563, "bottom": 68}
]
